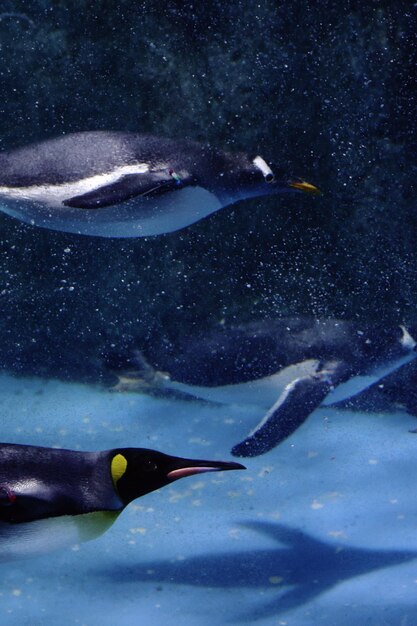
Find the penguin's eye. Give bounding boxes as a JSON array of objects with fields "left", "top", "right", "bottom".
[
  {"left": 143, "top": 460, "right": 158, "bottom": 472},
  {"left": 265, "top": 173, "right": 275, "bottom": 183}
]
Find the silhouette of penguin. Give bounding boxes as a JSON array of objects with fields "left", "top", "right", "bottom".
[
  {"left": 0, "top": 131, "right": 319, "bottom": 237},
  {"left": 110, "top": 318, "right": 417, "bottom": 456}
]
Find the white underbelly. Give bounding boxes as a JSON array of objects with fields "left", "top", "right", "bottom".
[
  {"left": 323, "top": 351, "right": 417, "bottom": 405},
  {"left": 164, "top": 360, "right": 321, "bottom": 407},
  {"left": 0, "top": 186, "right": 224, "bottom": 237},
  {"left": 0, "top": 511, "right": 119, "bottom": 561}
]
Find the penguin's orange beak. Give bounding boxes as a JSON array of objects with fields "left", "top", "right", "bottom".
[{"left": 289, "top": 180, "right": 321, "bottom": 195}]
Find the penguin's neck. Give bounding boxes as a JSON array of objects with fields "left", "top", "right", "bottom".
[{"left": 217, "top": 182, "right": 278, "bottom": 207}]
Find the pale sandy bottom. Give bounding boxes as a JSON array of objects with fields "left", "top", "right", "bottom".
[{"left": 0, "top": 373, "right": 416, "bottom": 625}]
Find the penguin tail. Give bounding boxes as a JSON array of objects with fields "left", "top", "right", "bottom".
[{"left": 131, "top": 349, "right": 171, "bottom": 386}]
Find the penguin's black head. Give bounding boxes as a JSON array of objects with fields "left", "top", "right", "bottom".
[
  {"left": 110, "top": 448, "right": 245, "bottom": 506},
  {"left": 252, "top": 156, "right": 321, "bottom": 196},
  {"left": 219, "top": 153, "right": 320, "bottom": 201}
]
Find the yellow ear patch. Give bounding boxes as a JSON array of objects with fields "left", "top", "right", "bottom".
[{"left": 111, "top": 453, "right": 128, "bottom": 484}]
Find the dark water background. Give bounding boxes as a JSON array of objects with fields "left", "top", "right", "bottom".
[
  {"left": 0, "top": 1, "right": 415, "bottom": 382},
  {"left": 0, "top": 3, "right": 416, "bottom": 625}
]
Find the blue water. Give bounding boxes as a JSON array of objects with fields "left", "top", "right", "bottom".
[
  {"left": 0, "top": 373, "right": 416, "bottom": 625},
  {"left": 0, "top": 2, "right": 415, "bottom": 624}
]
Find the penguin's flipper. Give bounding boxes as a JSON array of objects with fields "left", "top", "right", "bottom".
[
  {"left": 231, "top": 375, "right": 333, "bottom": 457},
  {"left": 63, "top": 171, "right": 195, "bottom": 209}
]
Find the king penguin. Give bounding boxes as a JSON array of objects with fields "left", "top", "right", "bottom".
[
  {"left": 0, "top": 443, "right": 244, "bottom": 561},
  {"left": 0, "top": 131, "right": 319, "bottom": 237}
]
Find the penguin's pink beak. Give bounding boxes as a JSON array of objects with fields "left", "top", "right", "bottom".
[{"left": 167, "top": 459, "right": 245, "bottom": 480}]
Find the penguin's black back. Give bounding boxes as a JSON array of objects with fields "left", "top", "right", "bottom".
[
  {"left": 143, "top": 318, "right": 403, "bottom": 386},
  {"left": 0, "top": 444, "right": 118, "bottom": 523},
  {"left": 0, "top": 131, "right": 229, "bottom": 188}
]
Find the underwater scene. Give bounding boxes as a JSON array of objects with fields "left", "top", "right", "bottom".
[{"left": 0, "top": 1, "right": 416, "bottom": 624}]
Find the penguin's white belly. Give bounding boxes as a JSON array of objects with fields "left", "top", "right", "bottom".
[
  {"left": 164, "top": 360, "right": 321, "bottom": 407},
  {"left": 323, "top": 350, "right": 417, "bottom": 405},
  {"left": 0, "top": 186, "right": 224, "bottom": 237},
  {"left": 163, "top": 351, "right": 417, "bottom": 408},
  {"left": 0, "top": 511, "right": 119, "bottom": 561}
]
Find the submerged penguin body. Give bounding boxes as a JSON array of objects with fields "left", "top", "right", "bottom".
[
  {"left": 0, "top": 131, "right": 319, "bottom": 237},
  {"left": 119, "top": 318, "right": 417, "bottom": 457},
  {"left": 0, "top": 443, "right": 244, "bottom": 560}
]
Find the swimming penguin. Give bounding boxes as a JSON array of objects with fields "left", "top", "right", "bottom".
[
  {"left": 0, "top": 443, "right": 244, "bottom": 561},
  {"left": 109, "top": 318, "right": 417, "bottom": 457},
  {"left": 0, "top": 131, "right": 319, "bottom": 237}
]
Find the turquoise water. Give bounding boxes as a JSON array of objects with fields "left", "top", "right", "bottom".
[{"left": 0, "top": 374, "right": 416, "bottom": 625}]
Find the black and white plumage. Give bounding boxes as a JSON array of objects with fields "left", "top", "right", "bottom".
[
  {"left": 110, "top": 318, "right": 417, "bottom": 457},
  {"left": 0, "top": 443, "right": 244, "bottom": 561},
  {"left": 0, "top": 131, "right": 319, "bottom": 237}
]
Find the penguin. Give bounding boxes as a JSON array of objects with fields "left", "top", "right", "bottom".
[
  {"left": 0, "top": 131, "right": 319, "bottom": 237},
  {"left": 109, "top": 318, "right": 417, "bottom": 457},
  {"left": 0, "top": 443, "right": 244, "bottom": 561}
]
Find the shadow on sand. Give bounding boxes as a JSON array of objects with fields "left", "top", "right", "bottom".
[{"left": 96, "top": 521, "right": 417, "bottom": 620}]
